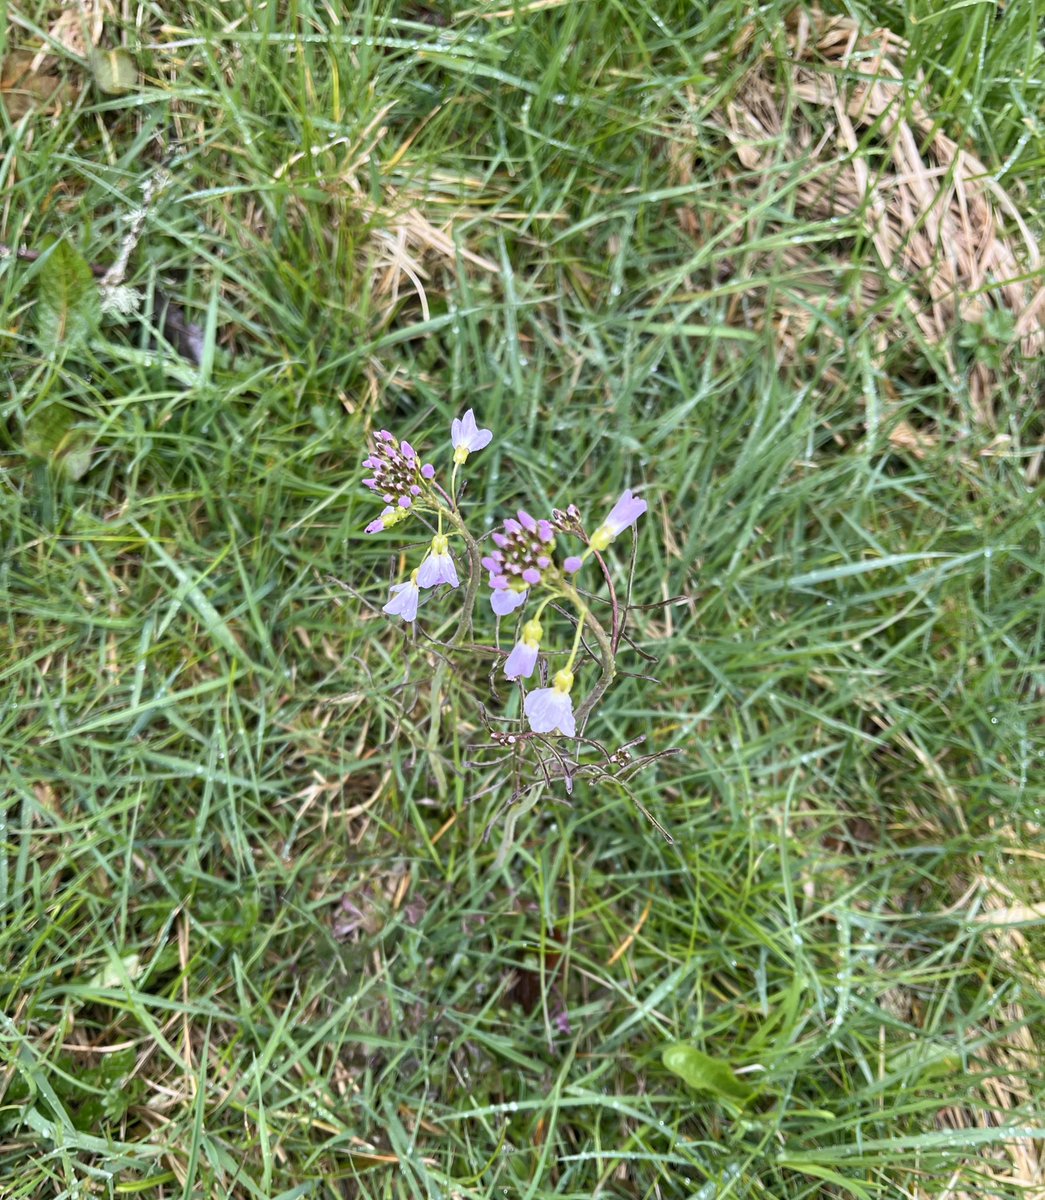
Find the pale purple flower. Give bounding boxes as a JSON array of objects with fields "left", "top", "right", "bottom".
[
  {"left": 504, "top": 619, "right": 542, "bottom": 680},
  {"left": 451, "top": 409, "right": 493, "bottom": 463},
  {"left": 365, "top": 506, "right": 397, "bottom": 534},
  {"left": 590, "top": 489, "right": 647, "bottom": 551},
  {"left": 490, "top": 587, "right": 528, "bottom": 616},
  {"left": 417, "top": 534, "right": 459, "bottom": 589},
  {"left": 382, "top": 575, "right": 420, "bottom": 622},
  {"left": 563, "top": 555, "right": 583, "bottom": 574},
  {"left": 524, "top": 669, "right": 576, "bottom": 737}
]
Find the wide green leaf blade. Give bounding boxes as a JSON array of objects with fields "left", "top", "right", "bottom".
[
  {"left": 662, "top": 1044, "right": 755, "bottom": 1107},
  {"left": 36, "top": 238, "right": 99, "bottom": 349}
]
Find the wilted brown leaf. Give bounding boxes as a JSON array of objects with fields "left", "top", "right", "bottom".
[{"left": 0, "top": 50, "right": 76, "bottom": 118}]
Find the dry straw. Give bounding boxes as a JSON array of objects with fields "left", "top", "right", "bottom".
[{"left": 677, "top": 9, "right": 1042, "bottom": 464}]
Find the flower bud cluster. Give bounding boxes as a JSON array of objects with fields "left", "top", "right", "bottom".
[
  {"left": 482, "top": 511, "right": 556, "bottom": 593},
  {"left": 362, "top": 431, "right": 436, "bottom": 533}
]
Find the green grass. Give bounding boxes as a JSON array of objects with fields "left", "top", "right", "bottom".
[{"left": 1, "top": 0, "right": 1043, "bottom": 1196}]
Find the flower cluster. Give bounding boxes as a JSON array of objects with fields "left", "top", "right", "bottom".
[
  {"left": 482, "top": 511, "right": 556, "bottom": 616},
  {"left": 361, "top": 430, "right": 435, "bottom": 534},
  {"left": 360, "top": 407, "right": 647, "bottom": 739}
]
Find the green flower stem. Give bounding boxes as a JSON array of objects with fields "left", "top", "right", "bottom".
[
  {"left": 561, "top": 582, "right": 615, "bottom": 730},
  {"left": 445, "top": 508, "right": 482, "bottom": 643}
]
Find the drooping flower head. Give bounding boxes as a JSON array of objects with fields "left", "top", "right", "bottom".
[
  {"left": 483, "top": 511, "right": 556, "bottom": 604},
  {"left": 417, "top": 534, "right": 459, "bottom": 590},
  {"left": 451, "top": 409, "right": 493, "bottom": 464},
  {"left": 382, "top": 571, "right": 421, "bottom": 622},
  {"left": 361, "top": 430, "right": 435, "bottom": 531},
  {"left": 589, "top": 489, "right": 647, "bottom": 552},
  {"left": 504, "top": 618, "right": 543, "bottom": 681},
  {"left": 524, "top": 669, "right": 575, "bottom": 736}
]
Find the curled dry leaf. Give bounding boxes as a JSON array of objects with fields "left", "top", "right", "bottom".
[{"left": 0, "top": 50, "right": 77, "bottom": 118}]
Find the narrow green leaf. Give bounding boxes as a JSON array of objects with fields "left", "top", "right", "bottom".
[{"left": 775, "top": 1160, "right": 874, "bottom": 1199}]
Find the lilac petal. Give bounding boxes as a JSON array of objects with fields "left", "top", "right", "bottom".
[
  {"left": 537, "top": 521, "right": 554, "bottom": 543},
  {"left": 382, "top": 582, "right": 419, "bottom": 622},
  {"left": 505, "top": 518, "right": 522, "bottom": 535},
  {"left": 489, "top": 574, "right": 510, "bottom": 589},
  {"left": 522, "top": 567, "right": 541, "bottom": 585},
  {"left": 524, "top": 687, "right": 576, "bottom": 736},
  {"left": 518, "top": 510, "right": 537, "bottom": 532},
  {"left": 492, "top": 532, "right": 508, "bottom": 548},
  {"left": 490, "top": 587, "right": 528, "bottom": 616},
  {"left": 503, "top": 639, "right": 539, "bottom": 680},
  {"left": 452, "top": 409, "right": 492, "bottom": 452},
  {"left": 417, "top": 552, "right": 459, "bottom": 589},
  {"left": 363, "top": 478, "right": 378, "bottom": 489},
  {"left": 398, "top": 496, "right": 412, "bottom": 508},
  {"left": 563, "top": 555, "right": 583, "bottom": 573},
  {"left": 421, "top": 463, "right": 435, "bottom": 479},
  {"left": 605, "top": 489, "right": 648, "bottom": 535},
  {"left": 365, "top": 506, "right": 395, "bottom": 534},
  {"left": 481, "top": 555, "right": 500, "bottom": 573},
  {"left": 400, "top": 440, "right": 415, "bottom": 459}
]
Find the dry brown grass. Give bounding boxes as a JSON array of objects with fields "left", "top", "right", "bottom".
[{"left": 675, "top": 8, "right": 1043, "bottom": 451}]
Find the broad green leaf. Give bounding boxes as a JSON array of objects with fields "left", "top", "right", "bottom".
[
  {"left": 23, "top": 403, "right": 93, "bottom": 480},
  {"left": 661, "top": 1044, "right": 755, "bottom": 1107},
  {"left": 36, "top": 238, "right": 99, "bottom": 349},
  {"left": 90, "top": 48, "right": 137, "bottom": 95}
]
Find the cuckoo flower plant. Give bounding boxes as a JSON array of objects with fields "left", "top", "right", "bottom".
[{"left": 359, "top": 409, "right": 649, "bottom": 754}]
